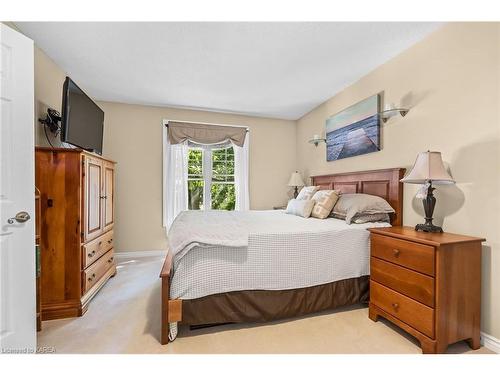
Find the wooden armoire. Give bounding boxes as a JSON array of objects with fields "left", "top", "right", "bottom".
[{"left": 35, "top": 147, "right": 116, "bottom": 320}]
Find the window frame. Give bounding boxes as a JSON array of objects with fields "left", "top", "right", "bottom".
[{"left": 187, "top": 143, "right": 235, "bottom": 211}]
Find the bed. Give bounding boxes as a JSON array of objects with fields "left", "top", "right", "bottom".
[{"left": 160, "top": 168, "right": 405, "bottom": 344}]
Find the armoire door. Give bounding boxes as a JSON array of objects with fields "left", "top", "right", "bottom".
[
  {"left": 83, "top": 155, "right": 103, "bottom": 241},
  {"left": 102, "top": 161, "right": 115, "bottom": 233}
]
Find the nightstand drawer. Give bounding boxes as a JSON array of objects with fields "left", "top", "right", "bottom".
[
  {"left": 370, "top": 280, "right": 434, "bottom": 339},
  {"left": 371, "top": 257, "right": 435, "bottom": 307},
  {"left": 371, "top": 233, "right": 435, "bottom": 276}
]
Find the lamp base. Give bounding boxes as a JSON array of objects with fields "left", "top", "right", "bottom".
[
  {"left": 415, "top": 223, "right": 443, "bottom": 233},
  {"left": 414, "top": 182, "right": 444, "bottom": 233}
]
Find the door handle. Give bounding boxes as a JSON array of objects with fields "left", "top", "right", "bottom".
[{"left": 7, "top": 211, "right": 31, "bottom": 224}]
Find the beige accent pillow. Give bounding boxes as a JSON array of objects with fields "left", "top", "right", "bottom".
[
  {"left": 296, "top": 186, "right": 319, "bottom": 200},
  {"left": 332, "top": 193, "right": 395, "bottom": 224},
  {"left": 311, "top": 190, "right": 341, "bottom": 219},
  {"left": 285, "top": 199, "right": 315, "bottom": 218}
]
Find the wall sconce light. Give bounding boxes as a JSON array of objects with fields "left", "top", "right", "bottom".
[
  {"left": 308, "top": 134, "right": 326, "bottom": 147},
  {"left": 379, "top": 103, "right": 409, "bottom": 123}
]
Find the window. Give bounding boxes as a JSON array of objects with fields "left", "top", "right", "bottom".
[
  {"left": 187, "top": 148, "right": 204, "bottom": 210},
  {"left": 187, "top": 145, "right": 235, "bottom": 211}
]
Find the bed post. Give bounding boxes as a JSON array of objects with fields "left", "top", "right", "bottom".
[{"left": 160, "top": 250, "right": 173, "bottom": 345}]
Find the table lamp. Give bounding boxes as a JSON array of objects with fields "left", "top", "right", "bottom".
[
  {"left": 288, "top": 171, "right": 305, "bottom": 198},
  {"left": 401, "top": 151, "right": 455, "bottom": 233}
]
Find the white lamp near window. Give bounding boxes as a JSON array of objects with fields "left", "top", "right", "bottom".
[{"left": 288, "top": 171, "right": 305, "bottom": 198}]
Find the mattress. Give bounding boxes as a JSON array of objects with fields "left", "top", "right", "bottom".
[{"left": 169, "top": 210, "right": 390, "bottom": 300}]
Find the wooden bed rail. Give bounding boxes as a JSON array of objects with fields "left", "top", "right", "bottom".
[{"left": 160, "top": 250, "right": 182, "bottom": 345}]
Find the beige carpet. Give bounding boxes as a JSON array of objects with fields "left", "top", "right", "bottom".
[{"left": 37, "top": 255, "right": 493, "bottom": 354}]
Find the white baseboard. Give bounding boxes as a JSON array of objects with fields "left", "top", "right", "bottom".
[
  {"left": 481, "top": 332, "right": 500, "bottom": 353},
  {"left": 114, "top": 250, "right": 167, "bottom": 259}
]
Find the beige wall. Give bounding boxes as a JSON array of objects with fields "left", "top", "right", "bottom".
[
  {"left": 34, "top": 46, "right": 67, "bottom": 148},
  {"left": 296, "top": 23, "right": 500, "bottom": 338},
  {"left": 32, "top": 46, "right": 296, "bottom": 253},
  {"left": 99, "top": 101, "right": 296, "bottom": 252}
]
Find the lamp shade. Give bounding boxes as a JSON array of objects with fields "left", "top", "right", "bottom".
[
  {"left": 288, "top": 171, "right": 305, "bottom": 187},
  {"left": 401, "top": 151, "right": 455, "bottom": 185}
]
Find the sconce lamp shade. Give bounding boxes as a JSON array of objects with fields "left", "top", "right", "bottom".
[
  {"left": 401, "top": 151, "right": 455, "bottom": 185},
  {"left": 288, "top": 171, "right": 305, "bottom": 187}
]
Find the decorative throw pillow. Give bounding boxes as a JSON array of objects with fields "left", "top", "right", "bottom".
[
  {"left": 311, "top": 190, "right": 341, "bottom": 219},
  {"left": 285, "top": 199, "right": 315, "bottom": 218},
  {"left": 352, "top": 212, "right": 391, "bottom": 224},
  {"left": 296, "top": 186, "right": 320, "bottom": 200},
  {"left": 332, "top": 193, "right": 395, "bottom": 224}
]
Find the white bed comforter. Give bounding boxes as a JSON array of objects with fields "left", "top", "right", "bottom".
[{"left": 168, "top": 210, "right": 391, "bottom": 300}]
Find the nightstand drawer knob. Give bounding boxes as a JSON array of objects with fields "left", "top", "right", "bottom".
[
  {"left": 392, "top": 303, "right": 399, "bottom": 310},
  {"left": 393, "top": 249, "right": 400, "bottom": 258}
]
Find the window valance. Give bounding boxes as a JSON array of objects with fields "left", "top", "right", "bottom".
[{"left": 167, "top": 121, "right": 247, "bottom": 147}]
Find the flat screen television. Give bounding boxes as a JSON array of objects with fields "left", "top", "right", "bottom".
[{"left": 61, "top": 77, "right": 104, "bottom": 155}]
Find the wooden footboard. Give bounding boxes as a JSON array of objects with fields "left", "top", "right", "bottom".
[{"left": 159, "top": 250, "right": 182, "bottom": 345}]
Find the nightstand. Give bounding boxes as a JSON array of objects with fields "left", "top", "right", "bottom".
[{"left": 368, "top": 226, "right": 485, "bottom": 354}]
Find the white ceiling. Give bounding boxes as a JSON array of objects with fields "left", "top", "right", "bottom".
[{"left": 16, "top": 22, "right": 442, "bottom": 120}]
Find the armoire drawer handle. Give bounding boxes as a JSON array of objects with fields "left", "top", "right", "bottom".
[
  {"left": 107, "top": 239, "right": 113, "bottom": 244},
  {"left": 88, "top": 250, "right": 96, "bottom": 258},
  {"left": 98, "top": 241, "right": 102, "bottom": 246},
  {"left": 108, "top": 257, "right": 114, "bottom": 263},
  {"left": 393, "top": 249, "right": 400, "bottom": 258},
  {"left": 87, "top": 273, "right": 96, "bottom": 282}
]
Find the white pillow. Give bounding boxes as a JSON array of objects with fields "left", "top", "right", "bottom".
[
  {"left": 285, "top": 199, "right": 315, "bottom": 218},
  {"left": 296, "top": 186, "right": 319, "bottom": 200}
]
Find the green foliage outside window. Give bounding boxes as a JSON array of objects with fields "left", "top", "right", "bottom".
[
  {"left": 187, "top": 146, "right": 235, "bottom": 211},
  {"left": 187, "top": 149, "right": 204, "bottom": 210}
]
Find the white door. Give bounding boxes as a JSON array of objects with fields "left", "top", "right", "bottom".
[{"left": 0, "top": 24, "right": 36, "bottom": 352}]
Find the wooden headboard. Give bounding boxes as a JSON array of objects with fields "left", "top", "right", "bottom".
[{"left": 311, "top": 168, "right": 405, "bottom": 226}]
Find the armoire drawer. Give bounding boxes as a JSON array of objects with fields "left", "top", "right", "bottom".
[
  {"left": 82, "top": 230, "right": 114, "bottom": 268},
  {"left": 82, "top": 249, "right": 115, "bottom": 294}
]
